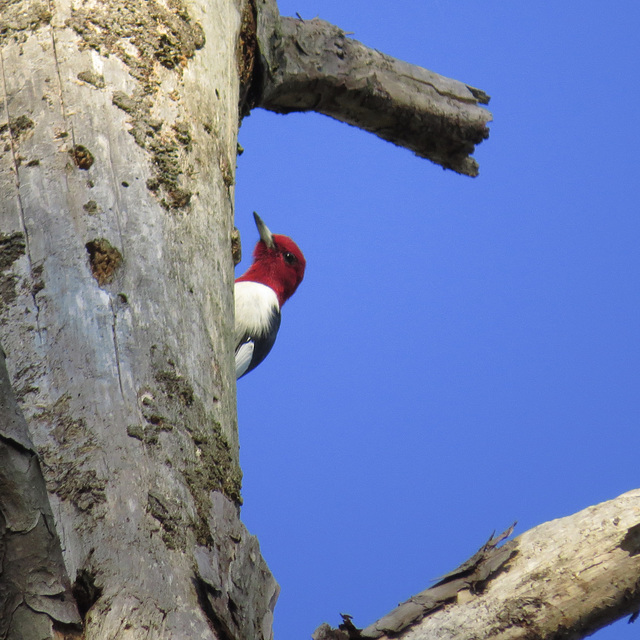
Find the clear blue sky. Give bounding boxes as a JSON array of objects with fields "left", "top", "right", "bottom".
[{"left": 235, "top": 2, "right": 640, "bottom": 639}]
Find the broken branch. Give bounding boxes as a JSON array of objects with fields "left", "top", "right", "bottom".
[
  {"left": 314, "top": 490, "right": 640, "bottom": 640},
  {"left": 253, "top": 2, "right": 492, "bottom": 176}
]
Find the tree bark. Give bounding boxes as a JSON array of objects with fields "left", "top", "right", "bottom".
[
  {"left": 0, "top": 0, "right": 278, "bottom": 638},
  {"left": 315, "top": 489, "right": 640, "bottom": 640}
]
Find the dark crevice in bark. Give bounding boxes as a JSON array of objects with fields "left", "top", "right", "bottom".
[
  {"left": 194, "top": 577, "right": 237, "bottom": 640},
  {"left": 238, "top": 0, "right": 262, "bottom": 117},
  {"left": 71, "top": 570, "right": 103, "bottom": 621}
]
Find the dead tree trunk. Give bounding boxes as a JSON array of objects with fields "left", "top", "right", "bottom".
[
  {"left": 0, "top": 1, "right": 489, "bottom": 639},
  {"left": 0, "top": 0, "right": 278, "bottom": 638}
]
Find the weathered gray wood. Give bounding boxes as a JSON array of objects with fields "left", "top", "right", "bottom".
[
  {"left": 253, "top": 1, "right": 491, "bottom": 176},
  {"left": 315, "top": 489, "right": 640, "bottom": 640},
  {"left": 0, "top": 0, "right": 278, "bottom": 638}
]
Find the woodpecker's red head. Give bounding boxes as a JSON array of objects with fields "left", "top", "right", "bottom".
[{"left": 236, "top": 212, "right": 306, "bottom": 307}]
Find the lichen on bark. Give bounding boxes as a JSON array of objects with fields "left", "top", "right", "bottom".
[
  {"left": 68, "top": 0, "right": 206, "bottom": 210},
  {"left": 33, "top": 394, "right": 108, "bottom": 515},
  {"left": 0, "top": 0, "right": 52, "bottom": 45},
  {"left": 0, "top": 232, "right": 26, "bottom": 309},
  {"left": 138, "top": 348, "right": 243, "bottom": 546}
]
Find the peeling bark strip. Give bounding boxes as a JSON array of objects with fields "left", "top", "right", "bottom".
[
  {"left": 194, "top": 492, "right": 280, "bottom": 640},
  {"left": 0, "top": 232, "right": 26, "bottom": 309},
  {"left": 314, "top": 526, "right": 517, "bottom": 640},
  {"left": 357, "top": 526, "right": 518, "bottom": 638},
  {"left": 0, "top": 348, "right": 82, "bottom": 638},
  {"left": 315, "top": 490, "right": 640, "bottom": 640},
  {"left": 252, "top": 1, "right": 491, "bottom": 176}
]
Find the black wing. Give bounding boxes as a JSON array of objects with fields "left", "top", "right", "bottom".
[{"left": 235, "top": 308, "right": 281, "bottom": 379}]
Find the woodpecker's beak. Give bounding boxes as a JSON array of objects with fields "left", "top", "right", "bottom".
[{"left": 253, "top": 212, "right": 275, "bottom": 249}]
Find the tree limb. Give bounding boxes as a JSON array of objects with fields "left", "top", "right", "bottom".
[
  {"left": 251, "top": 0, "right": 492, "bottom": 176},
  {"left": 314, "top": 489, "right": 640, "bottom": 640}
]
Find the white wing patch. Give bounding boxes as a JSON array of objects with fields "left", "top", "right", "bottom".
[
  {"left": 234, "top": 281, "right": 279, "bottom": 345},
  {"left": 234, "top": 281, "right": 280, "bottom": 378}
]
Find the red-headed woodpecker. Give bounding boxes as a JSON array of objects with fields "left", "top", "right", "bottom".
[{"left": 234, "top": 212, "right": 306, "bottom": 379}]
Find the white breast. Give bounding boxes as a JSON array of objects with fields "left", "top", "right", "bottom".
[{"left": 234, "top": 281, "right": 279, "bottom": 346}]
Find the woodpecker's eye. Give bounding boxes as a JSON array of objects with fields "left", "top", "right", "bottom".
[{"left": 283, "top": 252, "right": 297, "bottom": 264}]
